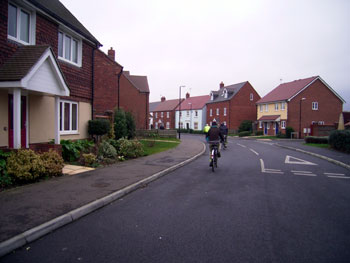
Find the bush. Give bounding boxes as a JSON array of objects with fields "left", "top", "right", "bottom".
[
  {"left": 329, "top": 130, "right": 350, "bottom": 153},
  {"left": 114, "top": 109, "right": 128, "bottom": 140},
  {"left": 238, "top": 120, "right": 253, "bottom": 133},
  {"left": 125, "top": 111, "right": 136, "bottom": 139},
  {"left": 98, "top": 140, "right": 117, "bottom": 159},
  {"left": 305, "top": 136, "right": 329, "bottom": 144},
  {"left": 88, "top": 119, "right": 110, "bottom": 141},
  {"left": 117, "top": 138, "right": 144, "bottom": 159},
  {"left": 0, "top": 150, "right": 12, "bottom": 188},
  {"left": 7, "top": 150, "right": 44, "bottom": 182},
  {"left": 286, "top": 127, "right": 295, "bottom": 138},
  {"left": 82, "top": 153, "right": 97, "bottom": 166},
  {"left": 238, "top": 131, "right": 252, "bottom": 137},
  {"left": 277, "top": 132, "right": 287, "bottom": 138},
  {"left": 255, "top": 131, "right": 263, "bottom": 136},
  {"left": 40, "top": 150, "right": 64, "bottom": 177},
  {"left": 61, "top": 139, "right": 94, "bottom": 162}
]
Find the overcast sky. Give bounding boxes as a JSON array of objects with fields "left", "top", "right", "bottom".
[{"left": 60, "top": 0, "right": 350, "bottom": 110}]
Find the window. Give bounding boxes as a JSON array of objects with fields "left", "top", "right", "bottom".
[
  {"left": 58, "top": 31, "right": 81, "bottom": 65},
  {"left": 223, "top": 89, "right": 228, "bottom": 99},
  {"left": 281, "top": 102, "right": 285, "bottom": 110},
  {"left": 318, "top": 121, "right": 324, "bottom": 125},
  {"left": 60, "top": 100, "right": 78, "bottom": 133},
  {"left": 195, "top": 111, "right": 198, "bottom": 117},
  {"left": 210, "top": 92, "right": 214, "bottom": 101},
  {"left": 155, "top": 112, "right": 158, "bottom": 118},
  {"left": 267, "top": 123, "right": 270, "bottom": 129},
  {"left": 210, "top": 109, "right": 212, "bottom": 117},
  {"left": 259, "top": 121, "right": 262, "bottom": 128},
  {"left": 155, "top": 122, "right": 158, "bottom": 129},
  {"left": 194, "top": 122, "right": 198, "bottom": 130},
  {"left": 312, "top": 102, "right": 318, "bottom": 110},
  {"left": 275, "top": 103, "right": 279, "bottom": 111},
  {"left": 161, "top": 112, "right": 163, "bottom": 118},
  {"left": 179, "top": 111, "right": 182, "bottom": 117},
  {"left": 259, "top": 105, "right": 263, "bottom": 112},
  {"left": 281, "top": 121, "right": 286, "bottom": 129},
  {"left": 166, "top": 122, "right": 170, "bottom": 129},
  {"left": 186, "top": 111, "right": 189, "bottom": 117},
  {"left": 265, "top": 104, "right": 268, "bottom": 112},
  {"left": 166, "top": 112, "right": 169, "bottom": 118},
  {"left": 8, "top": 3, "right": 34, "bottom": 45},
  {"left": 250, "top": 93, "right": 253, "bottom": 101},
  {"left": 224, "top": 108, "right": 227, "bottom": 116},
  {"left": 216, "top": 108, "right": 219, "bottom": 116}
]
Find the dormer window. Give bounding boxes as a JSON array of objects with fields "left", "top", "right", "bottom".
[
  {"left": 58, "top": 31, "right": 82, "bottom": 66},
  {"left": 210, "top": 92, "right": 214, "bottom": 101},
  {"left": 8, "top": 2, "right": 36, "bottom": 45},
  {"left": 223, "top": 89, "right": 228, "bottom": 99}
]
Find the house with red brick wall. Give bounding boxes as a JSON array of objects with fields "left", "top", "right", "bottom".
[
  {"left": 0, "top": 0, "right": 101, "bottom": 149},
  {"left": 206, "top": 81, "right": 261, "bottom": 131},
  {"left": 256, "top": 76, "right": 345, "bottom": 138},
  {"left": 175, "top": 93, "right": 210, "bottom": 130},
  {"left": 150, "top": 97, "right": 184, "bottom": 129},
  {"left": 119, "top": 71, "right": 150, "bottom": 130}
]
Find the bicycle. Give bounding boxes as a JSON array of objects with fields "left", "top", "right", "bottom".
[
  {"left": 209, "top": 142, "right": 219, "bottom": 172},
  {"left": 222, "top": 135, "right": 227, "bottom": 150}
]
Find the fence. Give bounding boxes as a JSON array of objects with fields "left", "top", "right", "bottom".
[{"left": 136, "top": 129, "right": 177, "bottom": 138}]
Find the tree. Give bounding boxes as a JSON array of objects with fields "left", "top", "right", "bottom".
[
  {"left": 114, "top": 109, "right": 128, "bottom": 140},
  {"left": 125, "top": 111, "right": 136, "bottom": 139},
  {"left": 238, "top": 120, "right": 253, "bottom": 133}
]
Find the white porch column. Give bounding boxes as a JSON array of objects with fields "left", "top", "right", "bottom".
[
  {"left": 13, "top": 88, "right": 21, "bottom": 149},
  {"left": 54, "top": 96, "right": 60, "bottom": 144}
]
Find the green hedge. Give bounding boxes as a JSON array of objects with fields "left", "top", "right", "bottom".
[
  {"left": 305, "top": 136, "right": 329, "bottom": 144},
  {"left": 238, "top": 131, "right": 252, "bottom": 137},
  {"left": 329, "top": 130, "right": 350, "bottom": 153},
  {"left": 88, "top": 119, "right": 110, "bottom": 136}
]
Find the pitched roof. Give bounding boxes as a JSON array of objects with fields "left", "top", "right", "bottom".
[
  {"left": 258, "top": 115, "right": 280, "bottom": 121},
  {"left": 28, "top": 0, "right": 101, "bottom": 46},
  {"left": 149, "top": 102, "right": 160, "bottom": 112},
  {"left": 0, "top": 45, "right": 57, "bottom": 81},
  {"left": 175, "top": 95, "right": 210, "bottom": 110},
  {"left": 207, "top": 82, "right": 247, "bottom": 104},
  {"left": 123, "top": 71, "right": 150, "bottom": 93},
  {"left": 153, "top": 98, "right": 183, "bottom": 112}
]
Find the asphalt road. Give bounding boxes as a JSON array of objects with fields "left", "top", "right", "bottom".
[{"left": 2, "top": 136, "right": 350, "bottom": 263}]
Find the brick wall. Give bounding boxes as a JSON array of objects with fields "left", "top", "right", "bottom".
[
  {"left": 287, "top": 79, "right": 343, "bottom": 138},
  {"left": 119, "top": 74, "right": 149, "bottom": 130},
  {"left": 153, "top": 110, "right": 176, "bottom": 129},
  {"left": 206, "top": 101, "right": 230, "bottom": 126},
  {"left": 93, "top": 49, "right": 122, "bottom": 116}
]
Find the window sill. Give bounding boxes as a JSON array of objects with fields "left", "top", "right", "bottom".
[{"left": 60, "top": 132, "right": 79, "bottom": 135}]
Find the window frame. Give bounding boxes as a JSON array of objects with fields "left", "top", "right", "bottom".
[
  {"left": 224, "top": 107, "right": 227, "bottom": 116},
  {"left": 166, "top": 112, "right": 169, "bottom": 118},
  {"left": 265, "top": 104, "right": 268, "bottom": 112},
  {"left": 259, "top": 105, "right": 263, "bottom": 112},
  {"left": 210, "top": 109, "right": 212, "bottom": 117},
  {"left": 275, "top": 103, "right": 279, "bottom": 111},
  {"left": 161, "top": 112, "right": 163, "bottom": 118},
  {"left": 281, "top": 121, "right": 286, "bottom": 129},
  {"left": 312, "top": 102, "right": 319, "bottom": 110},
  {"left": 58, "top": 30, "right": 82, "bottom": 67},
  {"left": 250, "top": 93, "right": 253, "bottom": 101},
  {"left": 7, "top": 2, "right": 36, "bottom": 45},
  {"left": 60, "top": 100, "right": 79, "bottom": 134},
  {"left": 216, "top": 108, "right": 219, "bottom": 116},
  {"left": 281, "top": 102, "right": 285, "bottom": 110}
]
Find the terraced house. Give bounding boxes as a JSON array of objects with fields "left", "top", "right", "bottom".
[
  {"left": 0, "top": 0, "right": 101, "bottom": 149},
  {"left": 256, "top": 76, "right": 345, "bottom": 138}
]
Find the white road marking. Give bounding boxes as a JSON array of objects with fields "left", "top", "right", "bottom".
[
  {"left": 237, "top": 143, "right": 247, "bottom": 148},
  {"left": 260, "top": 159, "right": 284, "bottom": 174},
  {"left": 291, "top": 170, "right": 313, "bottom": 174},
  {"left": 285, "top": 155, "right": 317, "bottom": 166},
  {"left": 327, "top": 176, "right": 350, "bottom": 179},
  {"left": 324, "top": 172, "right": 345, "bottom": 176},
  {"left": 293, "top": 173, "right": 317, "bottom": 177},
  {"left": 249, "top": 148, "right": 259, "bottom": 156}
]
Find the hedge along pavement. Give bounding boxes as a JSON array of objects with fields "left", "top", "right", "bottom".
[{"left": 0, "top": 141, "right": 206, "bottom": 258}]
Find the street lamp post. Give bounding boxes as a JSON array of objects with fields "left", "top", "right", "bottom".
[
  {"left": 299, "top": 98, "right": 306, "bottom": 138},
  {"left": 178, "top": 85, "right": 185, "bottom": 139}
]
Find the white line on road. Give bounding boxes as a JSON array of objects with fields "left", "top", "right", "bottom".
[
  {"left": 260, "top": 159, "right": 284, "bottom": 174},
  {"left": 237, "top": 143, "right": 247, "bottom": 148},
  {"left": 327, "top": 175, "right": 350, "bottom": 179},
  {"left": 291, "top": 170, "right": 313, "bottom": 174},
  {"left": 293, "top": 173, "right": 317, "bottom": 176},
  {"left": 324, "top": 172, "right": 345, "bottom": 176},
  {"left": 249, "top": 148, "right": 259, "bottom": 156}
]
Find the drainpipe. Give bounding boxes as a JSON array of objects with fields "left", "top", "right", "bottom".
[
  {"left": 91, "top": 48, "right": 95, "bottom": 120},
  {"left": 117, "top": 67, "right": 123, "bottom": 110}
]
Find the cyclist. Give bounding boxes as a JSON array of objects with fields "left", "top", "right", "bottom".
[
  {"left": 207, "top": 120, "right": 224, "bottom": 166},
  {"left": 219, "top": 122, "right": 228, "bottom": 148}
]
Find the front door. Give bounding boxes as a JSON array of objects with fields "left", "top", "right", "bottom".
[
  {"left": 8, "top": 94, "right": 27, "bottom": 148},
  {"left": 275, "top": 122, "right": 279, "bottom": 134},
  {"left": 264, "top": 122, "right": 267, "bottom": 135}
]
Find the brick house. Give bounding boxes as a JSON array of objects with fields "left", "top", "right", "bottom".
[
  {"left": 256, "top": 76, "right": 345, "bottom": 138},
  {"left": 119, "top": 71, "right": 150, "bottom": 130},
  {"left": 175, "top": 93, "right": 210, "bottom": 130},
  {"left": 149, "top": 101, "right": 160, "bottom": 129},
  {"left": 150, "top": 97, "right": 183, "bottom": 129},
  {"left": 206, "top": 81, "right": 261, "bottom": 131},
  {"left": 0, "top": 0, "right": 101, "bottom": 149}
]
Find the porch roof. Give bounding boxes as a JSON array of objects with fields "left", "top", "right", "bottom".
[
  {"left": 0, "top": 45, "right": 69, "bottom": 96},
  {"left": 258, "top": 115, "right": 281, "bottom": 121}
]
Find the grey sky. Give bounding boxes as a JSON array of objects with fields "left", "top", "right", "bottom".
[{"left": 60, "top": 0, "right": 350, "bottom": 110}]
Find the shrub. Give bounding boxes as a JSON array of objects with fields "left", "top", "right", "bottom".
[
  {"left": 238, "top": 120, "right": 253, "bottom": 133},
  {"left": 286, "top": 127, "right": 295, "bottom": 138},
  {"left": 40, "top": 150, "right": 64, "bottom": 177},
  {"left": 277, "top": 132, "right": 287, "bottom": 138},
  {"left": 114, "top": 109, "right": 128, "bottom": 140},
  {"left": 0, "top": 150, "right": 12, "bottom": 188},
  {"left": 125, "top": 111, "right": 136, "bottom": 139},
  {"left": 82, "top": 153, "right": 97, "bottom": 166},
  {"left": 238, "top": 131, "right": 251, "bottom": 137},
  {"left": 88, "top": 119, "right": 110, "bottom": 141},
  {"left": 7, "top": 150, "right": 44, "bottom": 182},
  {"left": 329, "top": 130, "right": 350, "bottom": 153},
  {"left": 60, "top": 139, "right": 94, "bottom": 162},
  {"left": 305, "top": 136, "right": 329, "bottom": 144},
  {"left": 117, "top": 138, "right": 144, "bottom": 158},
  {"left": 255, "top": 131, "right": 263, "bottom": 136},
  {"left": 98, "top": 140, "right": 117, "bottom": 159}
]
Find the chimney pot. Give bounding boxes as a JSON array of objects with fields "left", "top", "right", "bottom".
[
  {"left": 161, "top": 96, "right": 166, "bottom": 102},
  {"left": 186, "top": 92, "right": 190, "bottom": 99},
  {"left": 108, "top": 47, "right": 115, "bottom": 61},
  {"left": 220, "top": 81, "right": 224, "bottom": 89}
]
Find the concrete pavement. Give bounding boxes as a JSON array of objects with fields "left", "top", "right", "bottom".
[{"left": 0, "top": 137, "right": 206, "bottom": 257}]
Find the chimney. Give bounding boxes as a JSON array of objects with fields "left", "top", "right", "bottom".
[
  {"left": 186, "top": 92, "right": 190, "bottom": 99},
  {"left": 220, "top": 81, "right": 224, "bottom": 89},
  {"left": 108, "top": 47, "right": 115, "bottom": 61},
  {"left": 161, "top": 96, "right": 166, "bottom": 102}
]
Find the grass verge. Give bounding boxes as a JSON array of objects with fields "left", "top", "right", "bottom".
[
  {"left": 140, "top": 140, "right": 180, "bottom": 155},
  {"left": 303, "top": 143, "right": 330, "bottom": 149}
]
